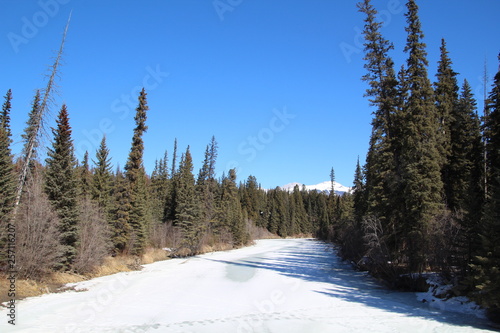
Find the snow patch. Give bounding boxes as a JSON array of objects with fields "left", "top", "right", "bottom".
[{"left": 416, "top": 273, "right": 486, "bottom": 319}]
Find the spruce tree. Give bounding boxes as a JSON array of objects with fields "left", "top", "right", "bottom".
[
  {"left": 124, "top": 88, "right": 149, "bottom": 255},
  {"left": 474, "top": 55, "right": 500, "bottom": 318},
  {"left": 241, "top": 175, "right": 264, "bottom": 226},
  {"left": 485, "top": 56, "right": 500, "bottom": 201},
  {"left": 0, "top": 90, "right": 16, "bottom": 255},
  {"left": 0, "top": 89, "right": 15, "bottom": 210},
  {"left": 317, "top": 192, "right": 331, "bottom": 240},
  {"left": 358, "top": 0, "right": 400, "bottom": 232},
  {"left": 21, "top": 91, "right": 42, "bottom": 169},
  {"left": 150, "top": 151, "right": 169, "bottom": 223},
  {"left": 290, "top": 185, "right": 309, "bottom": 235},
  {"left": 196, "top": 137, "right": 219, "bottom": 231},
  {"left": 449, "top": 80, "right": 483, "bottom": 274},
  {"left": 434, "top": 39, "right": 460, "bottom": 205},
  {"left": 352, "top": 158, "right": 366, "bottom": 223},
  {"left": 220, "top": 169, "right": 247, "bottom": 245},
  {"left": 45, "top": 104, "right": 79, "bottom": 269},
  {"left": 111, "top": 167, "right": 132, "bottom": 252},
  {"left": 92, "top": 136, "right": 113, "bottom": 210},
  {"left": 165, "top": 138, "right": 178, "bottom": 222},
  {"left": 1, "top": 90, "right": 12, "bottom": 138},
  {"left": 267, "top": 188, "right": 289, "bottom": 237},
  {"left": 78, "top": 151, "right": 92, "bottom": 198},
  {"left": 175, "top": 147, "right": 202, "bottom": 252},
  {"left": 358, "top": 0, "right": 405, "bottom": 266},
  {"left": 330, "top": 167, "right": 335, "bottom": 194},
  {"left": 400, "top": 0, "right": 444, "bottom": 272}
]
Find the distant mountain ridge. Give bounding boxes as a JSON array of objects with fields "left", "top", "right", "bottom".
[{"left": 280, "top": 181, "right": 352, "bottom": 196}]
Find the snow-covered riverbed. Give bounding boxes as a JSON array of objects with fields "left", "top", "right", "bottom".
[{"left": 0, "top": 239, "right": 494, "bottom": 332}]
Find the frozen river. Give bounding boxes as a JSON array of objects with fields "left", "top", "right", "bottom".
[{"left": 0, "top": 238, "right": 494, "bottom": 332}]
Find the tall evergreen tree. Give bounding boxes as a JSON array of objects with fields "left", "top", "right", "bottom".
[
  {"left": 175, "top": 146, "right": 202, "bottom": 252},
  {"left": 241, "top": 175, "right": 267, "bottom": 228},
  {"left": 220, "top": 169, "right": 248, "bottom": 245},
  {"left": 317, "top": 192, "right": 331, "bottom": 240},
  {"left": 330, "top": 167, "right": 336, "bottom": 193},
  {"left": 111, "top": 167, "right": 132, "bottom": 252},
  {"left": 150, "top": 151, "right": 169, "bottom": 223},
  {"left": 78, "top": 151, "right": 92, "bottom": 198},
  {"left": 434, "top": 39, "right": 460, "bottom": 205},
  {"left": 358, "top": 0, "right": 400, "bottom": 228},
  {"left": 45, "top": 104, "right": 79, "bottom": 269},
  {"left": 165, "top": 139, "right": 179, "bottom": 222},
  {"left": 266, "top": 188, "right": 288, "bottom": 237},
  {"left": 1, "top": 89, "right": 12, "bottom": 138},
  {"left": 0, "top": 89, "right": 16, "bottom": 230},
  {"left": 196, "top": 137, "right": 219, "bottom": 232},
  {"left": 447, "top": 80, "right": 483, "bottom": 211},
  {"left": 124, "top": 88, "right": 149, "bottom": 255},
  {"left": 92, "top": 136, "right": 113, "bottom": 210},
  {"left": 400, "top": 0, "right": 444, "bottom": 272},
  {"left": 474, "top": 55, "right": 500, "bottom": 318},
  {"left": 290, "top": 185, "right": 309, "bottom": 235},
  {"left": 449, "top": 80, "right": 483, "bottom": 274},
  {"left": 358, "top": 0, "right": 404, "bottom": 266},
  {"left": 21, "top": 91, "right": 42, "bottom": 169},
  {"left": 352, "top": 158, "right": 366, "bottom": 223}
]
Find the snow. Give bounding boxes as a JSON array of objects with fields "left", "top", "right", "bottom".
[
  {"left": 1, "top": 239, "right": 495, "bottom": 332},
  {"left": 280, "top": 181, "right": 352, "bottom": 195},
  {"left": 416, "top": 274, "right": 486, "bottom": 319}
]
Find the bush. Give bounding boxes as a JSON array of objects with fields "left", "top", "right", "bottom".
[
  {"left": 73, "top": 198, "right": 111, "bottom": 274},
  {"left": 14, "top": 177, "right": 63, "bottom": 279}
]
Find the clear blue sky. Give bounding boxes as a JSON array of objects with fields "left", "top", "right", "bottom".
[{"left": 1, "top": 0, "right": 499, "bottom": 189}]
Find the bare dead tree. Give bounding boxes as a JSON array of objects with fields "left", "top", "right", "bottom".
[{"left": 12, "top": 13, "right": 71, "bottom": 216}]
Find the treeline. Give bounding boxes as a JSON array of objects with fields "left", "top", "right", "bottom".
[
  {"left": 0, "top": 88, "right": 255, "bottom": 277},
  {"left": 0, "top": 83, "right": 355, "bottom": 281},
  {"left": 319, "top": 0, "right": 499, "bottom": 320}
]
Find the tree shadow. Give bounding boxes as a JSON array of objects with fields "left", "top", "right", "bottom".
[{"left": 204, "top": 239, "right": 495, "bottom": 331}]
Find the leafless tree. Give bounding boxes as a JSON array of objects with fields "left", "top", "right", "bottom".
[
  {"left": 73, "top": 198, "right": 111, "bottom": 274},
  {"left": 15, "top": 175, "right": 62, "bottom": 279}
]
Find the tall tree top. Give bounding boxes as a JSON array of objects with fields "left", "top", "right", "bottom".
[
  {"left": 94, "top": 136, "right": 113, "bottom": 174},
  {"left": 435, "top": 39, "right": 458, "bottom": 87},
  {"left": 404, "top": 0, "right": 429, "bottom": 72},
  {"left": 357, "top": 0, "right": 395, "bottom": 103},
  {"left": 50, "top": 104, "right": 74, "bottom": 154},
  {"left": 403, "top": 0, "right": 435, "bottom": 108},
  {"left": 125, "top": 88, "right": 149, "bottom": 177},
  {"left": 1, "top": 89, "right": 12, "bottom": 137},
  {"left": 134, "top": 88, "right": 149, "bottom": 134}
]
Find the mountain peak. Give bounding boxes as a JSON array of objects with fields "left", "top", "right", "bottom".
[{"left": 279, "top": 181, "right": 351, "bottom": 195}]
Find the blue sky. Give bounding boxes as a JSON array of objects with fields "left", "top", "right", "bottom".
[{"left": 1, "top": 0, "right": 499, "bottom": 189}]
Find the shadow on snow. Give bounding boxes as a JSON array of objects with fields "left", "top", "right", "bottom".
[{"left": 204, "top": 239, "right": 494, "bottom": 331}]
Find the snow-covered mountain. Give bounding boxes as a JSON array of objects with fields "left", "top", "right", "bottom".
[{"left": 280, "top": 181, "right": 351, "bottom": 196}]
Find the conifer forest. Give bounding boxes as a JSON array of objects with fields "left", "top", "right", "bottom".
[{"left": 1, "top": 0, "right": 500, "bottom": 323}]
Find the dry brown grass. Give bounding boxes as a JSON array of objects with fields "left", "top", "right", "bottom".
[
  {"left": 0, "top": 278, "right": 47, "bottom": 302},
  {"left": 141, "top": 248, "right": 168, "bottom": 265},
  {"left": 200, "top": 243, "right": 234, "bottom": 254},
  {"left": 0, "top": 271, "right": 87, "bottom": 304},
  {"left": 88, "top": 256, "right": 133, "bottom": 278},
  {"left": 0, "top": 248, "right": 172, "bottom": 305},
  {"left": 246, "top": 221, "right": 279, "bottom": 240},
  {"left": 48, "top": 271, "right": 86, "bottom": 285}
]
